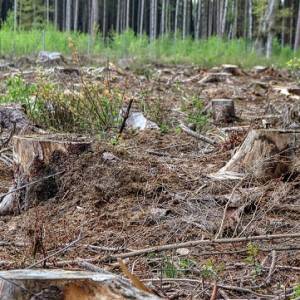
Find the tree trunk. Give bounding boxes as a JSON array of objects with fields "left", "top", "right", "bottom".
[
  {"left": 175, "top": 0, "right": 180, "bottom": 38},
  {"left": 126, "top": 0, "right": 130, "bottom": 30},
  {"left": 0, "top": 269, "right": 160, "bottom": 300},
  {"left": 91, "top": 0, "right": 99, "bottom": 35},
  {"left": 103, "top": 0, "right": 107, "bottom": 37},
  {"left": 65, "top": 0, "right": 72, "bottom": 31},
  {"left": 221, "top": 0, "right": 228, "bottom": 36},
  {"left": 54, "top": 0, "right": 59, "bottom": 29},
  {"left": 248, "top": 0, "right": 253, "bottom": 40},
  {"left": 74, "top": 0, "right": 79, "bottom": 31},
  {"left": 195, "top": 0, "right": 202, "bottom": 39},
  {"left": 160, "top": 0, "right": 166, "bottom": 36},
  {"left": 183, "top": 0, "right": 187, "bottom": 38},
  {"left": 150, "top": 0, "right": 156, "bottom": 41},
  {"left": 116, "top": 0, "right": 121, "bottom": 33},
  {"left": 139, "top": 0, "right": 145, "bottom": 35},
  {"left": 14, "top": 0, "right": 17, "bottom": 31},
  {"left": 294, "top": 1, "right": 300, "bottom": 50}
]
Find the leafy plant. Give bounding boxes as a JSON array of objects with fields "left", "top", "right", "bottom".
[
  {"left": 163, "top": 257, "right": 178, "bottom": 278},
  {"left": 292, "top": 284, "right": 300, "bottom": 300},
  {"left": 245, "top": 242, "right": 262, "bottom": 276},
  {"left": 0, "top": 76, "right": 36, "bottom": 105},
  {"left": 182, "top": 96, "right": 208, "bottom": 131},
  {"left": 201, "top": 259, "right": 223, "bottom": 280}
]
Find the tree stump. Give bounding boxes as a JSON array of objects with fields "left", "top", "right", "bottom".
[
  {"left": 0, "top": 134, "right": 92, "bottom": 215},
  {"left": 0, "top": 269, "right": 159, "bottom": 300},
  {"left": 221, "top": 64, "right": 242, "bottom": 76},
  {"left": 211, "top": 99, "right": 236, "bottom": 124},
  {"left": 211, "top": 129, "right": 300, "bottom": 180}
]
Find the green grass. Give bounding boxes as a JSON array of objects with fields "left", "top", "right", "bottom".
[{"left": 0, "top": 28, "right": 299, "bottom": 68}]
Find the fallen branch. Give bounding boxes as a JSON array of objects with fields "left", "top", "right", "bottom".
[
  {"left": 180, "top": 124, "right": 217, "bottom": 146},
  {"left": 0, "top": 171, "right": 65, "bottom": 201},
  {"left": 266, "top": 250, "right": 277, "bottom": 285},
  {"left": 111, "top": 233, "right": 300, "bottom": 260}
]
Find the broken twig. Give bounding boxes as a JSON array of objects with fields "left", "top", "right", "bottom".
[{"left": 180, "top": 124, "right": 217, "bottom": 146}]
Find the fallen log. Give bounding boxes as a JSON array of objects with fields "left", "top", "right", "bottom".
[
  {"left": 0, "top": 134, "right": 92, "bottom": 215},
  {"left": 0, "top": 269, "right": 159, "bottom": 300},
  {"left": 211, "top": 129, "right": 300, "bottom": 180}
]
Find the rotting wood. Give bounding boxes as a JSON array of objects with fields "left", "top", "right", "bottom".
[
  {"left": 211, "top": 129, "right": 300, "bottom": 180},
  {"left": 0, "top": 269, "right": 159, "bottom": 300}
]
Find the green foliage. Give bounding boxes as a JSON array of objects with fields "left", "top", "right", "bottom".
[
  {"left": 0, "top": 76, "right": 36, "bottom": 105},
  {"left": 245, "top": 242, "right": 262, "bottom": 276},
  {"left": 292, "top": 284, "right": 300, "bottom": 300},
  {"left": 163, "top": 258, "right": 178, "bottom": 278},
  {"left": 162, "top": 256, "right": 196, "bottom": 278},
  {"left": 181, "top": 96, "right": 208, "bottom": 132},
  {"left": 201, "top": 259, "right": 224, "bottom": 280},
  {"left": 0, "top": 28, "right": 297, "bottom": 68},
  {"left": 0, "top": 75, "right": 123, "bottom": 135}
]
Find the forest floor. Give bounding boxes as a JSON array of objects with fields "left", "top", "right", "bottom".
[{"left": 0, "top": 58, "right": 299, "bottom": 299}]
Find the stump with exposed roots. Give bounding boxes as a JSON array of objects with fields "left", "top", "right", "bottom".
[
  {"left": 0, "top": 134, "right": 92, "bottom": 215},
  {"left": 211, "top": 129, "right": 300, "bottom": 180}
]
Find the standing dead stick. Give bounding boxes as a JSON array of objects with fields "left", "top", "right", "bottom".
[{"left": 119, "top": 98, "right": 134, "bottom": 135}]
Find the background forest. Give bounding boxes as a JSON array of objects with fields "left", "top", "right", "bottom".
[{"left": 0, "top": 0, "right": 300, "bottom": 66}]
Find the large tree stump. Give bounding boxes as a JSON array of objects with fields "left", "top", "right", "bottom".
[
  {"left": 211, "top": 99, "right": 236, "bottom": 124},
  {"left": 0, "top": 269, "right": 159, "bottom": 300},
  {"left": 211, "top": 129, "right": 300, "bottom": 180},
  {"left": 0, "top": 134, "right": 92, "bottom": 215}
]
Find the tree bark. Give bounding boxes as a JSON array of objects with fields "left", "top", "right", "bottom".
[
  {"left": 294, "top": 1, "right": 300, "bottom": 50},
  {"left": 160, "top": 0, "right": 166, "bottom": 36},
  {"left": 74, "top": 0, "right": 79, "bottom": 31},
  {"left": 65, "top": 0, "right": 72, "bottom": 31},
  {"left": 91, "top": 0, "right": 99, "bottom": 35},
  {"left": 139, "top": 0, "right": 145, "bottom": 35}
]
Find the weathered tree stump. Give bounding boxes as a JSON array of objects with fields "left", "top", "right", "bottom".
[
  {"left": 211, "top": 99, "right": 236, "bottom": 124},
  {"left": 0, "top": 134, "right": 92, "bottom": 215},
  {"left": 0, "top": 269, "right": 159, "bottom": 300},
  {"left": 221, "top": 64, "right": 242, "bottom": 76},
  {"left": 211, "top": 129, "right": 300, "bottom": 180}
]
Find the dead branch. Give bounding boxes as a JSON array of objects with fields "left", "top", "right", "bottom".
[
  {"left": 180, "top": 124, "right": 217, "bottom": 146},
  {"left": 111, "top": 233, "right": 300, "bottom": 260},
  {"left": 0, "top": 171, "right": 65, "bottom": 201},
  {"left": 266, "top": 250, "right": 277, "bottom": 285},
  {"left": 119, "top": 98, "right": 134, "bottom": 134}
]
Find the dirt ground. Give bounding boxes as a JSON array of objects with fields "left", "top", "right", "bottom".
[{"left": 0, "top": 60, "right": 299, "bottom": 299}]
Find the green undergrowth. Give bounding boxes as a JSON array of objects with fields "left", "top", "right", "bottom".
[
  {"left": 0, "top": 28, "right": 299, "bottom": 68},
  {"left": 0, "top": 75, "right": 123, "bottom": 136}
]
